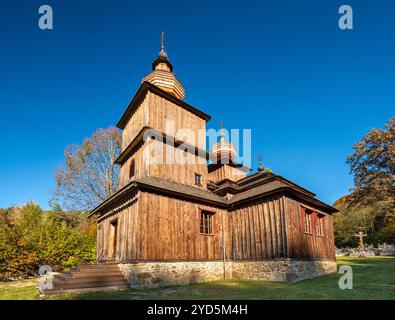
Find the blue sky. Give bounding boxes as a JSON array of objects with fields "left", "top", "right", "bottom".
[{"left": 0, "top": 0, "right": 394, "bottom": 209}]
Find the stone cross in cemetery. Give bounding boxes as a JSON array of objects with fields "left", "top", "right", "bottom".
[{"left": 355, "top": 231, "right": 368, "bottom": 257}]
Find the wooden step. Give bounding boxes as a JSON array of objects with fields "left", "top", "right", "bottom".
[
  {"left": 42, "top": 263, "right": 129, "bottom": 295},
  {"left": 69, "top": 271, "right": 124, "bottom": 278},
  {"left": 54, "top": 270, "right": 124, "bottom": 282},
  {"left": 54, "top": 279, "right": 128, "bottom": 290},
  {"left": 75, "top": 267, "right": 121, "bottom": 272},
  {"left": 79, "top": 263, "right": 119, "bottom": 267},
  {"left": 42, "top": 285, "right": 129, "bottom": 295},
  {"left": 71, "top": 270, "right": 122, "bottom": 277},
  {"left": 55, "top": 276, "right": 126, "bottom": 285}
]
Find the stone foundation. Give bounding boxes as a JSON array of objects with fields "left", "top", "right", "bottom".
[
  {"left": 232, "top": 259, "right": 337, "bottom": 283},
  {"left": 119, "top": 259, "right": 337, "bottom": 288}
]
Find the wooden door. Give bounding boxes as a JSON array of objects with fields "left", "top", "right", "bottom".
[{"left": 110, "top": 219, "right": 118, "bottom": 260}]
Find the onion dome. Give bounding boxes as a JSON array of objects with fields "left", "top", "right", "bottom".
[
  {"left": 210, "top": 127, "right": 238, "bottom": 163},
  {"left": 142, "top": 32, "right": 185, "bottom": 100}
]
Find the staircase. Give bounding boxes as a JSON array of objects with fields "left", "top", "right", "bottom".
[{"left": 41, "top": 263, "right": 129, "bottom": 295}]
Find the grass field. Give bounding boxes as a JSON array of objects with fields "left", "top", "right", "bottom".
[{"left": 1, "top": 257, "right": 394, "bottom": 300}]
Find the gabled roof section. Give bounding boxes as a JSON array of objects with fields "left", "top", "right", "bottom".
[
  {"left": 116, "top": 81, "right": 211, "bottom": 129},
  {"left": 210, "top": 172, "right": 316, "bottom": 198},
  {"left": 89, "top": 173, "right": 337, "bottom": 218}
]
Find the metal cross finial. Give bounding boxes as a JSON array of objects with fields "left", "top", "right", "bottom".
[
  {"left": 258, "top": 155, "right": 264, "bottom": 171},
  {"left": 219, "top": 121, "right": 225, "bottom": 140},
  {"left": 161, "top": 32, "right": 165, "bottom": 50}
]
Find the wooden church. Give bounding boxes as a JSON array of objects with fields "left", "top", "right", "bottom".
[{"left": 89, "top": 34, "right": 338, "bottom": 288}]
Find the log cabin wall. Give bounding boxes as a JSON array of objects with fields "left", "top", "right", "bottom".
[
  {"left": 229, "top": 195, "right": 288, "bottom": 260},
  {"left": 119, "top": 90, "right": 210, "bottom": 189},
  {"left": 131, "top": 192, "right": 230, "bottom": 261},
  {"left": 146, "top": 92, "right": 207, "bottom": 149},
  {"left": 209, "top": 164, "right": 247, "bottom": 183},
  {"left": 119, "top": 139, "right": 209, "bottom": 189},
  {"left": 119, "top": 142, "right": 147, "bottom": 188},
  {"left": 148, "top": 139, "right": 209, "bottom": 188},
  {"left": 122, "top": 97, "right": 149, "bottom": 150},
  {"left": 98, "top": 191, "right": 231, "bottom": 262},
  {"left": 96, "top": 190, "right": 140, "bottom": 262},
  {"left": 121, "top": 91, "right": 207, "bottom": 152},
  {"left": 97, "top": 191, "right": 336, "bottom": 263},
  {"left": 283, "top": 196, "right": 336, "bottom": 260}
]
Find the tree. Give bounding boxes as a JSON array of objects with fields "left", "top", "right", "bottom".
[
  {"left": 333, "top": 117, "right": 395, "bottom": 247},
  {"left": 347, "top": 117, "right": 395, "bottom": 206},
  {"left": 54, "top": 127, "right": 121, "bottom": 211},
  {"left": 333, "top": 196, "right": 393, "bottom": 247}
]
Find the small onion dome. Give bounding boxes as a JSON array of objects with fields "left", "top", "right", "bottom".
[
  {"left": 211, "top": 135, "right": 238, "bottom": 163},
  {"left": 142, "top": 32, "right": 185, "bottom": 100},
  {"left": 258, "top": 155, "right": 264, "bottom": 171}
]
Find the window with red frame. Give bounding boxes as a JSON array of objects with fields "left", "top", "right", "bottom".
[
  {"left": 302, "top": 207, "right": 313, "bottom": 234},
  {"left": 316, "top": 214, "right": 324, "bottom": 236},
  {"left": 199, "top": 210, "right": 214, "bottom": 235}
]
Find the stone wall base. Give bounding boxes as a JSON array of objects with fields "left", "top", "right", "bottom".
[{"left": 119, "top": 259, "right": 337, "bottom": 289}]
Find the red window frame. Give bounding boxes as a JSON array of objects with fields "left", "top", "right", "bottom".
[
  {"left": 316, "top": 214, "right": 325, "bottom": 237},
  {"left": 301, "top": 206, "right": 313, "bottom": 235},
  {"left": 301, "top": 206, "right": 326, "bottom": 237},
  {"left": 198, "top": 208, "right": 215, "bottom": 236}
]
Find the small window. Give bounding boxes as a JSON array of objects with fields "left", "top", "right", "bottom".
[
  {"left": 129, "top": 159, "right": 135, "bottom": 179},
  {"left": 199, "top": 210, "right": 214, "bottom": 235},
  {"left": 316, "top": 214, "right": 324, "bottom": 236},
  {"left": 194, "top": 173, "right": 202, "bottom": 186},
  {"left": 303, "top": 208, "right": 313, "bottom": 234}
]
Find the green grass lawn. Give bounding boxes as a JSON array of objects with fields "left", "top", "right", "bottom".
[{"left": 1, "top": 257, "right": 394, "bottom": 300}]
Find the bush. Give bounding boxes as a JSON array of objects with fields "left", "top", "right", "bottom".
[{"left": 0, "top": 202, "right": 96, "bottom": 280}]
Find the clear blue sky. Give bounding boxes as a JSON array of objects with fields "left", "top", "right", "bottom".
[{"left": 0, "top": 0, "right": 394, "bottom": 209}]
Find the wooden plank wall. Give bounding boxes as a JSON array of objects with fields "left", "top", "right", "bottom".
[
  {"left": 147, "top": 92, "right": 206, "bottom": 149},
  {"left": 97, "top": 191, "right": 230, "bottom": 262},
  {"left": 96, "top": 190, "right": 140, "bottom": 262},
  {"left": 133, "top": 192, "right": 230, "bottom": 261},
  {"left": 230, "top": 196, "right": 288, "bottom": 260},
  {"left": 121, "top": 91, "right": 206, "bottom": 152},
  {"left": 119, "top": 91, "right": 210, "bottom": 189},
  {"left": 97, "top": 192, "right": 335, "bottom": 262},
  {"left": 284, "top": 196, "right": 336, "bottom": 260},
  {"left": 208, "top": 164, "right": 247, "bottom": 183},
  {"left": 119, "top": 142, "right": 148, "bottom": 188},
  {"left": 122, "top": 97, "right": 149, "bottom": 150},
  {"left": 119, "top": 139, "right": 209, "bottom": 189}
]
